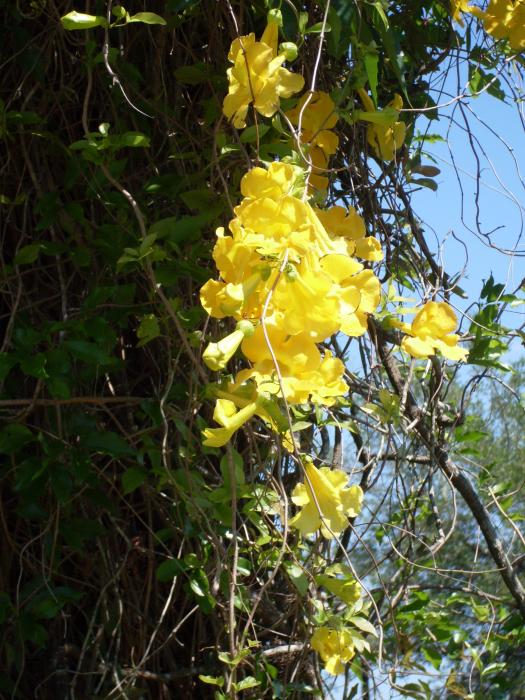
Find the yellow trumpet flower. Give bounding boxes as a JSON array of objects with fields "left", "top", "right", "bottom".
[
  {"left": 401, "top": 301, "right": 468, "bottom": 360},
  {"left": 223, "top": 21, "right": 304, "bottom": 128},
  {"left": 290, "top": 460, "right": 363, "bottom": 538},
  {"left": 310, "top": 626, "right": 356, "bottom": 675}
]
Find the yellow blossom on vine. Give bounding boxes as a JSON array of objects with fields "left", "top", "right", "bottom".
[
  {"left": 358, "top": 89, "right": 406, "bottom": 161},
  {"left": 237, "top": 320, "right": 348, "bottom": 405},
  {"left": 400, "top": 301, "right": 468, "bottom": 361},
  {"left": 240, "top": 161, "right": 298, "bottom": 201},
  {"left": 290, "top": 460, "right": 363, "bottom": 538},
  {"left": 200, "top": 279, "right": 244, "bottom": 319},
  {"left": 469, "top": 0, "right": 525, "bottom": 51},
  {"left": 273, "top": 255, "right": 342, "bottom": 339},
  {"left": 286, "top": 91, "right": 339, "bottom": 191},
  {"left": 222, "top": 20, "right": 304, "bottom": 128},
  {"left": 203, "top": 329, "right": 245, "bottom": 371},
  {"left": 212, "top": 225, "right": 262, "bottom": 284},
  {"left": 315, "top": 205, "right": 366, "bottom": 240},
  {"left": 310, "top": 627, "right": 356, "bottom": 675},
  {"left": 315, "top": 205, "right": 383, "bottom": 262},
  {"left": 450, "top": 0, "right": 474, "bottom": 25},
  {"left": 286, "top": 90, "right": 338, "bottom": 134},
  {"left": 202, "top": 321, "right": 254, "bottom": 371},
  {"left": 202, "top": 398, "right": 259, "bottom": 447},
  {"left": 320, "top": 256, "right": 381, "bottom": 337}
]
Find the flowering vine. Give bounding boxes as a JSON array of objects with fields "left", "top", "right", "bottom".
[{"left": 200, "top": 9, "right": 468, "bottom": 679}]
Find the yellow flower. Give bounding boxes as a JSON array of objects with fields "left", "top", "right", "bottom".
[
  {"left": 235, "top": 195, "right": 311, "bottom": 249},
  {"left": 285, "top": 91, "right": 339, "bottom": 191},
  {"left": 203, "top": 322, "right": 254, "bottom": 371},
  {"left": 212, "top": 225, "right": 262, "bottom": 284},
  {"left": 290, "top": 460, "right": 363, "bottom": 538},
  {"left": 200, "top": 279, "right": 244, "bottom": 319},
  {"left": 203, "top": 329, "right": 245, "bottom": 371},
  {"left": 223, "top": 23, "right": 304, "bottom": 128},
  {"left": 286, "top": 90, "right": 338, "bottom": 134},
  {"left": 240, "top": 161, "right": 297, "bottom": 201},
  {"left": 320, "top": 256, "right": 381, "bottom": 337},
  {"left": 470, "top": 0, "right": 525, "bottom": 51},
  {"left": 237, "top": 318, "right": 348, "bottom": 405},
  {"left": 401, "top": 301, "right": 468, "bottom": 361},
  {"left": 202, "top": 398, "right": 258, "bottom": 447},
  {"left": 306, "top": 352, "right": 349, "bottom": 405},
  {"left": 310, "top": 626, "right": 355, "bottom": 675},
  {"left": 358, "top": 89, "right": 406, "bottom": 161},
  {"left": 273, "top": 254, "right": 342, "bottom": 340},
  {"left": 450, "top": 0, "right": 475, "bottom": 25},
  {"left": 315, "top": 206, "right": 383, "bottom": 261},
  {"left": 315, "top": 205, "right": 366, "bottom": 240}
]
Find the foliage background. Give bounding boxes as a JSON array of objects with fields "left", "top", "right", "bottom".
[{"left": 1, "top": 0, "right": 525, "bottom": 698}]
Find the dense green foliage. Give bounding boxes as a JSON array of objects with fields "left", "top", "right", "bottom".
[{"left": 1, "top": 1, "right": 524, "bottom": 698}]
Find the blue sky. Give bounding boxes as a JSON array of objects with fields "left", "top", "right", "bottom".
[{"left": 410, "top": 70, "right": 525, "bottom": 362}]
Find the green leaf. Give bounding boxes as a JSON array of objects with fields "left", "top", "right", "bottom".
[
  {"left": 81, "top": 431, "right": 134, "bottom": 457},
  {"left": 410, "top": 177, "right": 438, "bottom": 192},
  {"left": 150, "top": 214, "right": 212, "bottom": 244},
  {"left": 116, "top": 132, "right": 150, "bottom": 148},
  {"left": 305, "top": 22, "right": 331, "bottom": 34},
  {"left": 61, "top": 11, "right": 108, "bottom": 30},
  {"left": 347, "top": 616, "right": 378, "bottom": 637},
  {"left": 363, "top": 49, "right": 378, "bottom": 106},
  {"left": 422, "top": 646, "right": 442, "bottom": 670},
  {"left": 283, "top": 561, "right": 308, "bottom": 596},
  {"left": 20, "top": 353, "right": 48, "bottom": 379},
  {"left": 0, "top": 352, "right": 15, "bottom": 381},
  {"left": 455, "top": 429, "right": 487, "bottom": 444},
  {"left": 0, "top": 424, "right": 34, "bottom": 454},
  {"left": 298, "top": 11, "right": 309, "bottom": 34},
  {"left": 128, "top": 12, "right": 167, "bottom": 25},
  {"left": 174, "top": 65, "right": 208, "bottom": 84},
  {"left": 14, "top": 244, "right": 42, "bottom": 265},
  {"left": 399, "top": 592, "right": 430, "bottom": 613},
  {"left": 122, "top": 467, "right": 147, "bottom": 494},
  {"left": 372, "top": 10, "right": 407, "bottom": 98},
  {"left": 136, "top": 314, "right": 160, "bottom": 346},
  {"left": 156, "top": 558, "right": 184, "bottom": 581},
  {"left": 291, "top": 421, "right": 312, "bottom": 432},
  {"left": 239, "top": 124, "right": 270, "bottom": 143},
  {"left": 234, "top": 676, "right": 261, "bottom": 691},
  {"left": 356, "top": 106, "right": 399, "bottom": 126},
  {"left": 236, "top": 557, "right": 251, "bottom": 577},
  {"left": 60, "top": 517, "right": 107, "bottom": 549},
  {"left": 199, "top": 675, "right": 224, "bottom": 687},
  {"left": 63, "top": 340, "right": 114, "bottom": 365}
]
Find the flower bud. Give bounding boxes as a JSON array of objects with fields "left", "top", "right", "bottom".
[
  {"left": 236, "top": 319, "right": 255, "bottom": 338},
  {"left": 267, "top": 8, "right": 283, "bottom": 26},
  {"left": 203, "top": 329, "right": 244, "bottom": 371},
  {"left": 279, "top": 41, "right": 298, "bottom": 61}
]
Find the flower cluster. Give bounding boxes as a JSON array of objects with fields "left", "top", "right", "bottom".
[
  {"left": 395, "top": 301, "right": 468, "bottom": 361},
  {"left": 285, "top": 91, "right": 339, "bottom": 192},
  {"left": 357, "top": 88, "right": 406, "bottom": 161},
  {"left": 208, "top": 16, "right": 470, "bottom": 682},
  {"left": 200, "top": 160, "right": 383, "bottom": 445},
  {"left": 222, "top": 17, "right": 304, "bottom": 128}
]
